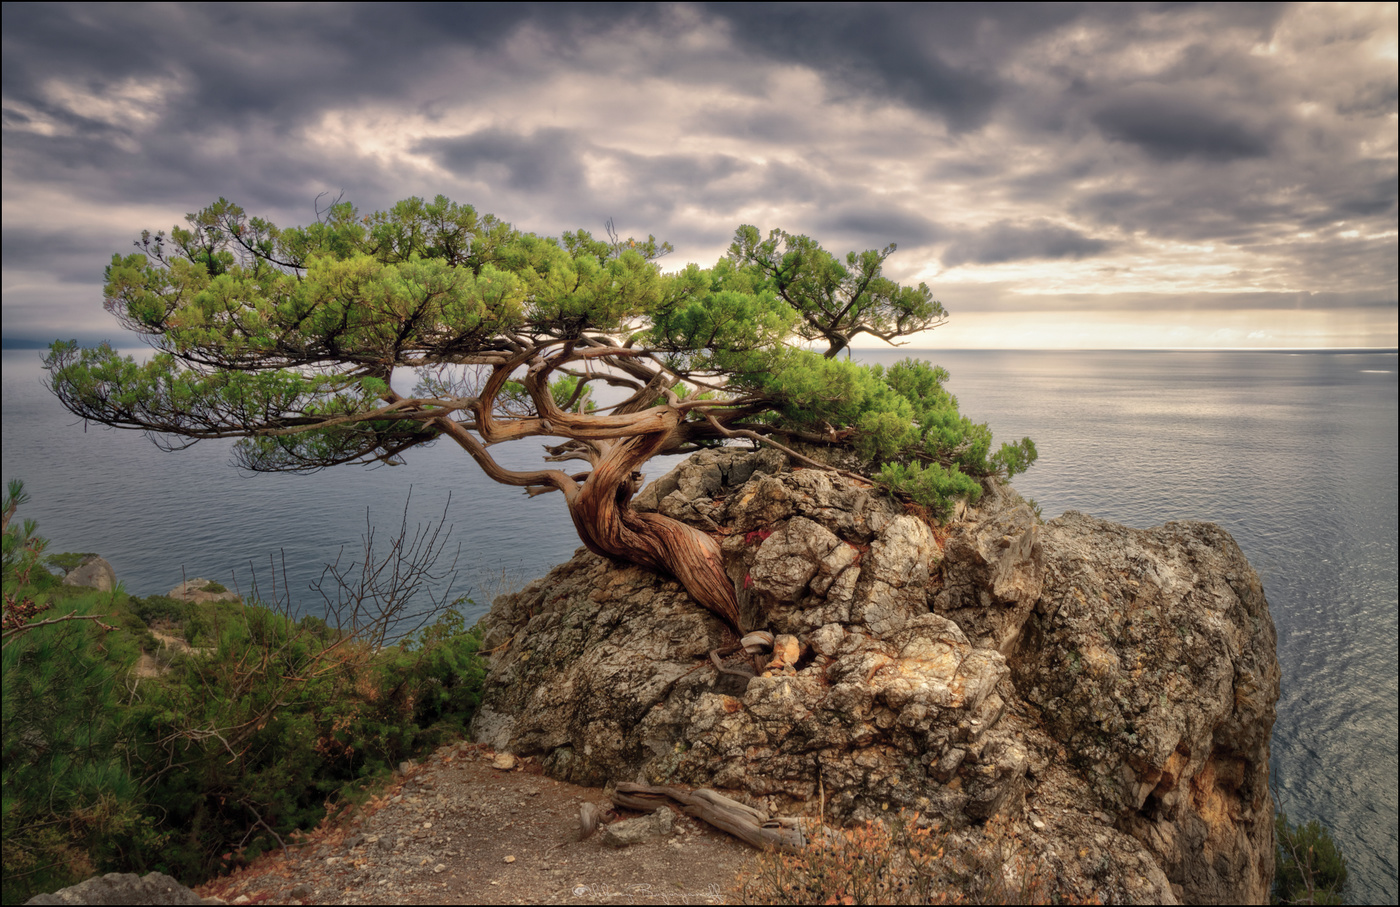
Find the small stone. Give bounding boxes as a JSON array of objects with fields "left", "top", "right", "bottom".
[
  {"left": 434, "top": 863, "right": 447, "bottom": 873},
  {"left": 504, "top": 854, "right": 516, "bottom": 863},
  {"left": 491, "top": 753, "right": 518, "bottom": 771},
  {"left": 766, "top": 634, "right": 801, "bottom": 671},
  {"left": 599, "top": 806, "right": 676, "bottom": 848}
]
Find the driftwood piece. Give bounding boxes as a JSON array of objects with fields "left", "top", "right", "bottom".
[{"left": 611, "top": 781, "right": 808, "bottom": 852}]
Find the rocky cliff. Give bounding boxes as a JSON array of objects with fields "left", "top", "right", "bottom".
[{"left": 473, "top": 449, "right": 1280, "bottom": 904}]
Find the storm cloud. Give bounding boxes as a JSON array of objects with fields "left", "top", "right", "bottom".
[{"left": 2, "top": 2, "right": 1394, "bottom": 348}]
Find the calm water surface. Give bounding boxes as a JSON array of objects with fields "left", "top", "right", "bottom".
[{"left": 3, "top": 347, "right": 1396, "bottom": 901}]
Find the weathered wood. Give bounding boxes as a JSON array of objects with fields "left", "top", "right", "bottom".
[{"left": 610, "top": 782, "right": 807, "bottom": 852}]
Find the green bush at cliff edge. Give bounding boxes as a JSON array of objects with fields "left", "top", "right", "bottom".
[
  {"left": 2, "top": 481, "right": 488, "bottom": 902},
  {"left": 1274, "top": 808, "right": 1348, "bottom": 904}
]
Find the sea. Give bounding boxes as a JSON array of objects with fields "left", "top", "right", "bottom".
[{"left": 3, "top": 346, "right": 1396, "bottom": 902}]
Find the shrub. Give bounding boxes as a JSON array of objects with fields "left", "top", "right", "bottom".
[
  {"left": 127, "top": 600, "right": 488, "bottom": 880},
  {"left": 3, "top": 485, "right": 493, "bottom": 893},
  {"left": 1274, "top": 809, "right": 1348, "bottom": 905},
  {"left": 44, "top": 552, "right": 99, "bottom": 576},
  {"left": 3, "top": 490, "right": 152, "bottom": 902}
]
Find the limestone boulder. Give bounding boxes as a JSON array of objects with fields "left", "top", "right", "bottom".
[
  {"left": 61, "top": 555, "right": 116, "bottom": 592},
  {"left": 932, "top": 482, "right": 1044, "bottom": 654},
  {"left": 473, "top": 449, "right": 1279, "bottom": 904},
  {"left": 1012, "top": 512, "right": 1280, "bottom": 904},
  {"left": 25, "top": 871, "right": 211, "bottom": 905}
]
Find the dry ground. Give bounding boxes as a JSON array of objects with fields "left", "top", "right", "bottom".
[{"left": 194, "top": 740, "right": 763, "bottom": 905}]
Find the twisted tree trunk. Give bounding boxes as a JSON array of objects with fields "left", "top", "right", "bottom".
[{"left": 567, "top": 431, "right": 742, "bottom": 631}]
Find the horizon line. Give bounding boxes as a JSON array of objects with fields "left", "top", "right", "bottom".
[{"left": 3, "top": 337, "right": 1397, "bottom": 355}]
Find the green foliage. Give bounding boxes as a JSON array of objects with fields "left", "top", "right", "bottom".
[
  {"left": 992, "top": 437, "right": 1038, "bottom": 478},
  {"left": 47, "top": 196, "right": 1037, "bottom": 634},
  {"left": 44, "top": 552, "right": 99, "bottom": 576},
  {"left": 3, "top": 487, "right": 154, "bottom": 903},
  {"left": 2, "top": 489, "right": 491, "bottom": 896},
  {"left": 727, "top": 226, "right": 946, "bottom": 357},
  {"left": 1274, "top": 809, "right": 1348, "bottom": 905},
  {"left": 129, "top": 602, "right": 488, "bottom": 881},
  {"left": 46, "top": 197, "right": 1029, "bottom": 525},
  {"left": 3, "top": 480, "right": 44, "bottom": 585},
  {"left": 875, "top": 461, "right": 984, "bottom": 518},
  {"left": 129, "top": 594, "right": 193, "bottom": 627}
]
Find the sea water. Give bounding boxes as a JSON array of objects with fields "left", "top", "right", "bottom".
[{"left": 3, "top": 347, "right": 1396, "bottom": 901}]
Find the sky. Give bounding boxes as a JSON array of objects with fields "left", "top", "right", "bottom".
[{"left": 2, "top": 2, "right": 1396, "bottom": 350}]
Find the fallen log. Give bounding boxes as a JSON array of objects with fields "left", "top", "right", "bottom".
[{"left": 610, "top": 781, "right": 810, "bottom": 852}]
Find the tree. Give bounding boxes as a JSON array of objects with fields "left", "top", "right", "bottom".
[{"left": 45, "top": 195, "right": 1035, "bottom": 632}]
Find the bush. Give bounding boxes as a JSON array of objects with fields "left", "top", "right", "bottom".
[
  {"left": 1274, "top": 809, "right": 1348, "bottom": 905},
  {"left": 44, "top": 551, "right": 99, "bottom": 576},
  {"left": 3, "top": 489, "right": 153, "bottom": 902},
  {"left": 3, "top": 484, "right": 491, "bottom": 894},
  {"left": 127, "top": 600, "right": 489, "bottom": 880},
  {"left": 875, "top": 460, "right": 983, "bottom": 518}
]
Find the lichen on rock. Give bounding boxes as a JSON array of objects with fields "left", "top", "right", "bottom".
[{"left": 473, "top": 448, "right": 1280, "bottom": 904}]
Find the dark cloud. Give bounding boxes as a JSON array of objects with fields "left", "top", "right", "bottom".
[
  {"left": 942, "top": 220, "right": 1113, "bottom": 268},
  {"left": 416, "top": 128, "right": 587, "bottom": 196},
  {"left": 814, "top": 207, "right": 945, "bottom": 250},
  {"left": 702, "top": 3, "right": 1182, "bottom": 133},
  {"left": 0, "top": 4, "right": 578, "bottom": 131},
  {"left": 1091, "top": 90, "right": 1273, "bottom": 161},
  {"left": 0, "top": 229, "right": 119, "bottom": 285},
  {"left": 702, "top": 4, "right": 1010, "bottom": 130},
  {"left": 1, "top": 3, "right": 1394, "bottom": 348}
]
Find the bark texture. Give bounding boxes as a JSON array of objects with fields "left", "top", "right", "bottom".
[{"left": 567, "top": 432, "right": 741, "bottom": 631}]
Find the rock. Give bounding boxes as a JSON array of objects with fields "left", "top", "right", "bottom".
[
  {"left": 61, "top": 555, "right": 116, "bottom": 592},
  {"left": 598, "top": 806, "right": 676, "bottom": 847},
  {"left": 473, "top": 449, "right": 1279, "bottom": 904},
  {"left": 1013, "top": 512, "right": 1280, "bottom": 905},
  {"left": 579, "top": 801, "right": 605, "bottom": 837},
  {"left": 633, "top": 447, "right": 788, "bottom": 532},
  {"left": 491, "top": 752, "right": 517, "bottom": 771},
  {"left": 24, "top": 871, "right": 210, "bottom": 905},
  {"left": 766, "top": 634, "right": 801, "bottom": 672},
  {"left": 932, "top": 483, "right": 1044, "bottom": 653},
  {"left": 167, "top": 578, "right": 242, "bottom": 604}
]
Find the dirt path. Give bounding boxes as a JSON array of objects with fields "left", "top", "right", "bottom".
[{"left": 195, "top": 740, "right": 761, "bottom": 905}]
